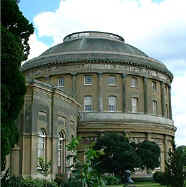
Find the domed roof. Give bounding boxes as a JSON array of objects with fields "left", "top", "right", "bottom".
[{"left": 21, "top": 31, "right": 172, "bottom": 79}]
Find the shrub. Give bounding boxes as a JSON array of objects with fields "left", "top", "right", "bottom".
[
  {"left": 1, "top": 176, "right": 58, "bottom": 187},
  {"left": 103, "top": 175, "right": 121, "bottom": 185},
  {"left": 153, "top": 171, "right": 168, "bottom": 185},
  {"left": 133, "top": 177, "right": 153, "bottom": 182}
]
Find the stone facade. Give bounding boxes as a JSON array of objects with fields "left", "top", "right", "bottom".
[{"left": 10, "top": 31, "right": 176, "bottom": 178}]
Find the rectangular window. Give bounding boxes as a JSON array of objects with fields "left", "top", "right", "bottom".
[
  {"left": 152, "top": 100, "right": 157, "bottom": 114},
  {"left": 131, "top": 97, "right": 138, "bottom": 113},
  {"left": 84, "top": 75, "right": 92, "bottom": 85},
  {"left": 84, "top": 96, "right": 92, "bottom": 112},
  {"left": 108, "top": 76, "right": 116, "bottom": 86},
  {"left": 108, "top": 96, "right": 116, "bottom": 112},
  {"left": 131, "top": 77, "right": 137, "bottom": 88},
  {"left": 152, "top": 81, "right": 157, "bottom": 91},
  {"left": 57, "top": 78, "right": 64, "bottom": 87}
]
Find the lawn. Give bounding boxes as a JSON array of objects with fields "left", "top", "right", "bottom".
[
  {"left": 135, "top": 182, "right": 166, "bottom": 187},
  {"left": 107, "top": 182, "right": 166, "bottom": 187}
]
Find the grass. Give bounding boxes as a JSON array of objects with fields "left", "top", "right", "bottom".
[
  {"left": 107, "top": 182, "right": 166, "bottom": 187},
  {"left": 134, "top": 182, "right": 166, "bottom": 187}
]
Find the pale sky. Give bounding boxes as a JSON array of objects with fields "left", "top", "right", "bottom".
[{"left": 19, "top": 0, "right": 186, "bottom": 146}]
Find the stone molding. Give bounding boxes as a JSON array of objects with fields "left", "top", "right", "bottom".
[{"left": 79, "top": 112, "right": 174, "bottom": 126}]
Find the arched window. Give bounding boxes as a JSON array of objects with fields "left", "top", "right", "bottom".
[
  {"left": 38, "top": 129, "right": 46, "bottom": 159},
  {"left": 57, "top": 132, "right": 65, "bottom": 173},
  {"left": 84, "top": 96, "right": 93, "bottom": 112},
  {"left": 108, "top": 96, "right": 117, "bottom": 112}
]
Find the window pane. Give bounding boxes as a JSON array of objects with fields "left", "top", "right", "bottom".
[
  {"left": 84, "top": 75, "right": 92, "bottom": 85},
  {"left": 152, "top": 100, "right": 157, "bottom": 114},
  {"left": 84, "top": 96, "right": 92, "bottom": 111},
  {"left": 38, "top": 129, "right": 46, "bottom": 159},
  {"left": 131, "top": 97, "right": 138, "bottom": 112},
  {"left": 58, "top": 78, "right": 64, "bottom": 87},
  {"left": 108, "top": 76, "right": 116, "bottom": 85},
  {"left": 108, "top": 96, "right": 116, "bottom": 112},
  {"left": 152, "top": 81, "right": 157, "bottom": 91},
  {"left": 131, "top": 78, "right": 137, "bottom": 88}
]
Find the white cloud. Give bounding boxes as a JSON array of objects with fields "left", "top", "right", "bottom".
[
  {"left": 28, "top": 33, "right": 49, "bottom": 59},
  {"left": 172, "top": 74, "right": 186, "bottom": 146},
  {"left": 30, "top": 0, "right": 186, "bottom": 145}
]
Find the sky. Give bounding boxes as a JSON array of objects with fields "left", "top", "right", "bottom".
[{"left": 19, "top": 0, "right": 186, "bottom": 146}]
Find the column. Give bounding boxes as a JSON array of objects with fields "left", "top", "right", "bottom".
[
  {"left": 160, "top": 82, "right": 165, "bottom": 117},
  {"left": 121, "top": 73, "right": 127, "bottom": 113},
  {"left": 97, "top": 72, "right": 103, "bottom": 112},
  {"left": 146, "top": 133, "right": 151, "bottom": 141},
  {"left": 143, "top": 77, "right": 148, "bottom": 114},
  {"left": 72, "top": 72, "right": 77, "bottom": 98},
  {"left": 168, "top": 85, "right": 172, "bottom": 119},
  {"left": 164, "top": 135, "right": 169, "bottom": 165}
]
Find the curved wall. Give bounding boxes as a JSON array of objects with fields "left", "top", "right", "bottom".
[{"left": 22, "top": 31, "right": 176, "bottom": 171}]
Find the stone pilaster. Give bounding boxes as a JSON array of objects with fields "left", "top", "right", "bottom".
[
  {"left": 121, "top": 73, "right": 127, "bottom": 113},
  {"left": 71, "top": 73, "right": 77, "bottom": 98},
  {"left": 164, "top": 135, "right": 169, "bottom": 163},
  {"left": 146, "top": 133, "right": 151, "bottom": 141},
  {"left": 143, "top": 77, "right": 148, "bottom": 114},
  {"left": 160, "top": 82, "right": 165, "bottom": 117},
  {"left": 168, "top": 85, "right": 172, "bottom": 119},
  {"left": 97, "top": 72, "right": 103, "bottom": 112}
]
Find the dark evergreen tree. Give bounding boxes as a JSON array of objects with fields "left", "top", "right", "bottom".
[
  {"left": 165, "top": 142, "right": 185, "bottom": 187},
  {"left": 1, "top": 0, "right": 34, "bottom": 171},
  {"left": 136, "top": 140, "right": 160, "bottom": 170}
]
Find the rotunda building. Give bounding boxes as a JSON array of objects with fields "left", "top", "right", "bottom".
[{"left": 21, "top": 31, "right": 176, "bottom": 173}]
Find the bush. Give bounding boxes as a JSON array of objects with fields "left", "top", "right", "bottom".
[
  {"left": 133, "top": 177, "right": 153, "bottom": 182},
  {"left": 1, "top": 176, "right": 58, "bottom": 187},
  {"left": 153, "top": 171, "right": 168, "bottom": 185},
  {"left": 104, "top": 175, "right": 121, "bottom": 185}
]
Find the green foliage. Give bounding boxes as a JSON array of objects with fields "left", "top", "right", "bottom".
[
  {"left": 93, "top": 133, "right": 139, "bottom": 176},
  {"left": 1, "top": 0, "right": 34, "bottom": 171},
  {"left": 136, "top": 140, "right": 161, "bottom": 170},
  {"left": 103, "top": 175, "right": 121, "bottom": 185},
  {"left": 37, "top": 157, "right": 52, "bottom": 177},
  {"left": 177, "top": 145, "right": 186, "bottom": 166},
  {"left": 153, "top": 171, "right": 168, "bottom": 185},
  {"left": 1, "top": 176, "right": 58, "bottom": 187},
  {"left": 164, "top": 141, "right": 185, "bottom": 187},
  {"left": 67, "top": 136, "right": 106, "bottom": 187}
]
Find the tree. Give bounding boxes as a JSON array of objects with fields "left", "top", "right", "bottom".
[
  {"left": 164, "top": 142, "right": 185, "bottom": 187},
  {"left": 93, "top": 132, "right": 161, "bottom": 179},
  {"left": 1, "top": 0, "right": 34, "bottom": 171},
  {"left": 136, "top": 140, "right": 160, "bottom": 170},
  {"left": 93, "top": 132, "right": 140, "bottom": 177},
  {"left": 177, "top": 145, "right": 186, "bottom": 166}
]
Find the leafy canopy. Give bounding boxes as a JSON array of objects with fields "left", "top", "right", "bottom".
[
  {"left": 1, "top": 0, "right": 34, "bottom": 171},
  {"left": 93, "top": 132, "right": 160, "bottom": 177}
]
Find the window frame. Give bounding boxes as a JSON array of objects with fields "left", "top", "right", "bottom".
[
  {"left": 57, "top": 132, "right": 65, "bottom": 173},
  {"left": 84, "top": 75, "right": 92, "bottom": 85},
  {"left": 84, "top": 96, "right": 93, "bottom": 112},
  {"left": 130, "top": 77, "right": 137, "bottom": 88},
  {"left": 38, "top": 128, "right": 46, "bottom": 162},
  {"left": 131, "top": 97, "right": 138, "bottom": 113},
  {"left": 108, "top": 96, "right": 117, "bottom": 112},
  {"left": 57, "top": 77, "right": 64, "bottom": 88},
  {"left": 107, "top": 76, "right": 116, "bottom": 86},
  {"left": 152, "top": 81, "right": 157, "bottom": 91},
  {"left": 152, "top": 100, "right": 158, "bottom": 114}
]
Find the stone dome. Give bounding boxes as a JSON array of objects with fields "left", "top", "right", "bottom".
[{"left": 21, "top": 31, "right": 173, "bottom": 79}]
